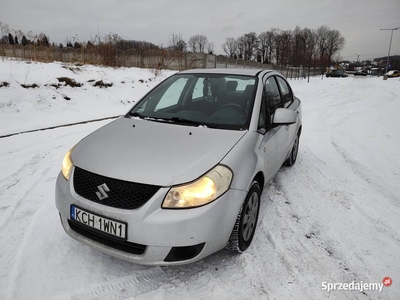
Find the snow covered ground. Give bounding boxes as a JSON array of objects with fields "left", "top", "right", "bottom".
[{"left": 0, "top": 60, "right": 399, "bottom": 300}]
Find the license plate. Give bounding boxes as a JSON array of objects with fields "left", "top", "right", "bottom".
[{"left": 70, "top": 205, "right": 127, "bottom": 239}]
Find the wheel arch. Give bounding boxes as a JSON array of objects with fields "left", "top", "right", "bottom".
[{"left": 252, "top": 172, "right": 265, "bottom": 192}]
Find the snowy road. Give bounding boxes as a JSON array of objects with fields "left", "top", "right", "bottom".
[{"left": 1, "top": 61, "right": 399, "bottom": 299}]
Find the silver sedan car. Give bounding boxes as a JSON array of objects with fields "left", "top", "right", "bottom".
[{"left": 56, "top": 68, "right": 302, "bottom": 265}]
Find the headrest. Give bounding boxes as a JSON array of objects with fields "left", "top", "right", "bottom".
[
  {"left": 210, "top": 83, "right": 220, "bottom": 94},
  {"left": 244, "top": 84, "right": 254, "bottom": 95},
  {"left": 226, "top": 81, "right": 238, "bottom": 92}
]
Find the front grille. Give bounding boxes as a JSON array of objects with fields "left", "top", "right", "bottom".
[
  {"left": 73, "top": 167, "right": 161, "bottom": 209},
  {"left": 68, "top": 220, "right": 146, "bottom": 255}
]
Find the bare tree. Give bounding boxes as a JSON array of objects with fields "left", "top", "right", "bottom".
[
  {"left": 303, "top": 28, "right": 316, "bottom": 66},
  {"left": 187, "top": 34, "right": 215, "bottom": 54},
  {"left": 236, "top": 36, "right": 245, "bottom": 59},
  {"left": 290, "top": 26, "right": 317, "bottom": 66},
  {"left": 315, "top": 25, "right": 330, "bottom": 66},
  {"left": 188, "top": 35, "right": 198, "bottom": 52},
  {"left": 258, "top": 32, "right": 272, "bottom": 63},
  {"left": 240, "top": 32, "right": 259, "bottom": 60},
  {"left": 291, "top": 26, "right": 304, "bottom": 66},
  {"left": 197, "top": 35, "right": 208, "bottom": 53},
  {"left": 266, "top": 29, "right": 276, "bottom": 64},
  {"left": 13, "top": 29, "right": 24, "bottom": 44},
  {"left": 326, "top": 29, "right": 345, "bottom": 63},
  {"left": 221, "top": 37, "right": 237, "bottom": 57},
  {"left": 0, "top": 22, "right": 10, "bottom": 44},
  {"left": 168, "top": 33, "right": 187, "bottom": 52},
  {"left": 206, "top": 41, "right": 215, "bottom": 54},
  {"left": 274, "top": 29, "right": 292, "bottom": 66}
]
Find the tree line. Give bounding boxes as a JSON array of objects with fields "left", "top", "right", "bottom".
[{"left": 1, "top": 21, "right": 345, "bottom": 67}]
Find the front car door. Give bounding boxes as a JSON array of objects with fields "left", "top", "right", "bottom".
[
  {"left": 257, "top": 75, "right": 288, "bottom": 183},
  {"left": 275, "top": 76, "right": 301, "bottom": 158}
]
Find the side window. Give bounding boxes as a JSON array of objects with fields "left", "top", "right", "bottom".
[
  {"left": 155, "top": 77, "right": 188, "bottom": 111},
  {"left": 276, "top": 76, "right": 293, "bottom": 107},
  {"left": 192, "top": 78, "right": 205, "bottom": 100},
  {"left": 264, "top": 77, "right": 282, "bottom": 123}
]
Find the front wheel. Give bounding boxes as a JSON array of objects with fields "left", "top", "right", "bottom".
[{"left": 226, "top": 182, "right": 261, "bottom": 253}]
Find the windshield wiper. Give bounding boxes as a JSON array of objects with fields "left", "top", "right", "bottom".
[
  {"left": 128, "top": 113, "right": 208, "bottom": 126},
  {"left": 127, "top": 112, "right": 146, "bottom": 119},
  {"left": 169, "top": 117, "right": 207, "bottom": 127}
]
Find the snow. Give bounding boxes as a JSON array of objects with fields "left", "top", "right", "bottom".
[{"left": 1, "top": 59, "right": 400, "bottom": 300}]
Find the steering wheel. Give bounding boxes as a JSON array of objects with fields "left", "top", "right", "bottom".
[{"left": 220, "top": 103, "right": 246, "bottom": 115}]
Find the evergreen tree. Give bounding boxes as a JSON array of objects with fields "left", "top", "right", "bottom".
[
  {"left": 8, "top": 33, "right": 14, "bottom": 45},
  {"left": 42, "top": 34, "right": 49, "bottom": 47},
  {"left": 21, "top": 35, "right": 28, "bottom": 46},
  {"left": 14, "top": 36, "right": 19, "bottom": 44}
]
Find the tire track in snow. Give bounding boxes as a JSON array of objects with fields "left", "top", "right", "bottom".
[
  {"left": 329, "top": 141, "right": 400, "bottom": 246},
  {"left": 0, "top": 115, "right": 121, "bottom": 139},
  {"left": 3, "top": 163, "right": 55, "bottom": 300},
  {"left": 269, "top": 144, "right": 397, "bottom": 299},
  {"left": 0, "top": 151, "right": 51, "bottom": 230},
  {"left": 261, "top": 177, "right": 368, "bottom": 300},
  {"left": 0, "top": 142, "right": 60, "bottom": 300},
  {"left": 70, "top": 268, "right": 168, "bottom": 300}
]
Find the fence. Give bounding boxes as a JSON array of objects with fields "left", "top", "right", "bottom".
[{"left": 0, "top": 44, "right": 322, "bottom": 79}]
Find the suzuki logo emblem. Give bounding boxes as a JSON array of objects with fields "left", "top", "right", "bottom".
[{"left": 96, "top": 183, "right": 110, "bottom": 200}]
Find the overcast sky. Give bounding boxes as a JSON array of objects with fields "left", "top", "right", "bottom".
[{"left": 1, "top": 0, "right": 399, "bottom": 61}]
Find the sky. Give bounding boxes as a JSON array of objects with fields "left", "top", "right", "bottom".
[
  {"left": 1, "top": 60, "right": 400, "bottom": 300},
  {"left": 1, "top": 0, "right": 400, "bottom": 61}
]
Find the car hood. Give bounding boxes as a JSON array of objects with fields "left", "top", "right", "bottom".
[{"left": 72, "top": 117, "right": 246, "bottom": 186}]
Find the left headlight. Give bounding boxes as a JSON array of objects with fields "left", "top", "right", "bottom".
[
  {"left": 162, "top": 165, "right": 233, "bottom": 208},
  {"left": 61, "top": 147, "right": 74, "bottom": 180}
]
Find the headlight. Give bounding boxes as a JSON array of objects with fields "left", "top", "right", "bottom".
[
  {"left": 162, "top": 165, "right": 233, "bottom": 208},
  {"left": 61, "top": 147, "right": 74, "bottom": 180}
]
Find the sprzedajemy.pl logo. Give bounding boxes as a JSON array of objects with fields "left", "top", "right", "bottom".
[{"left": 321, "top": 277, "right": 392, "bottom": 293}]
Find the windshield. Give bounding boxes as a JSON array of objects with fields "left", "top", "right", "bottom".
[{"left": 127, "top": 73, "right": 257, "bottom": 130}]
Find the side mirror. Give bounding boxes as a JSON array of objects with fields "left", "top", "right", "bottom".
[{"left": 272, "top": 108, "right": 296, "bottom": 125}]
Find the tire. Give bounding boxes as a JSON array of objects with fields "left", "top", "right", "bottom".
[
  {"left": 284, "top": 133, "right": 300, "bottom": 166},
  {"left": 226, "top": 182, "right": 261, "bottom": 253}
]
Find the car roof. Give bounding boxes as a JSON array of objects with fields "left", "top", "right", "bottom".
[{"left": 178, "top": 68, "right": 272, "bottom": 76}]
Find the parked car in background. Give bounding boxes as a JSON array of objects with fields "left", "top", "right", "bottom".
[
  {"left": 384, "top": 70, "right": 400, "bottom": 78},
  {"left": 354, "top": 70, "right": 368, "bottom": 76},
  {"left": 326, "top": 69, "right": 348, "bottom": 78},
  {"left": 55, "top": 68, "right": 302, "bottom": 265}
]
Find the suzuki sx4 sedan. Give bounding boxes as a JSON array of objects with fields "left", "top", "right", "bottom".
[{"left": 56, "top": 68, "right": 302, "bottom": 265}]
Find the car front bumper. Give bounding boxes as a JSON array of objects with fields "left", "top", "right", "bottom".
[{"left": 55, "top": 169, "right": 246, "bottom": 265}]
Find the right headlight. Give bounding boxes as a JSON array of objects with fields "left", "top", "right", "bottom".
[
  {"left": 162, "top": 165, "right": 233, "bottom": 208},
  {"left": 61, "top": 147, "right": 74, "bottom": 180}
]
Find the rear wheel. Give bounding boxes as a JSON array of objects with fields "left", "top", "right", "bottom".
[
  {"left": 284, "top": 133, "right": 300, "bottom": 166},
  {"left": 226, "top": 182, "right": 261, "bottom": 253}
]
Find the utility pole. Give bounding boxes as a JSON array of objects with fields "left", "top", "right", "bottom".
[
  {"left": 355, "top": 53, "right": 359, "bottom": 64},
  {"left": 380, "top": 27, "right": 399, "bottom": 74}
]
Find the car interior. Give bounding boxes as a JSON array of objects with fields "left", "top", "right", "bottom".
[{"left": 131, "top": 75, "right": 257, "bottom": 129}]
